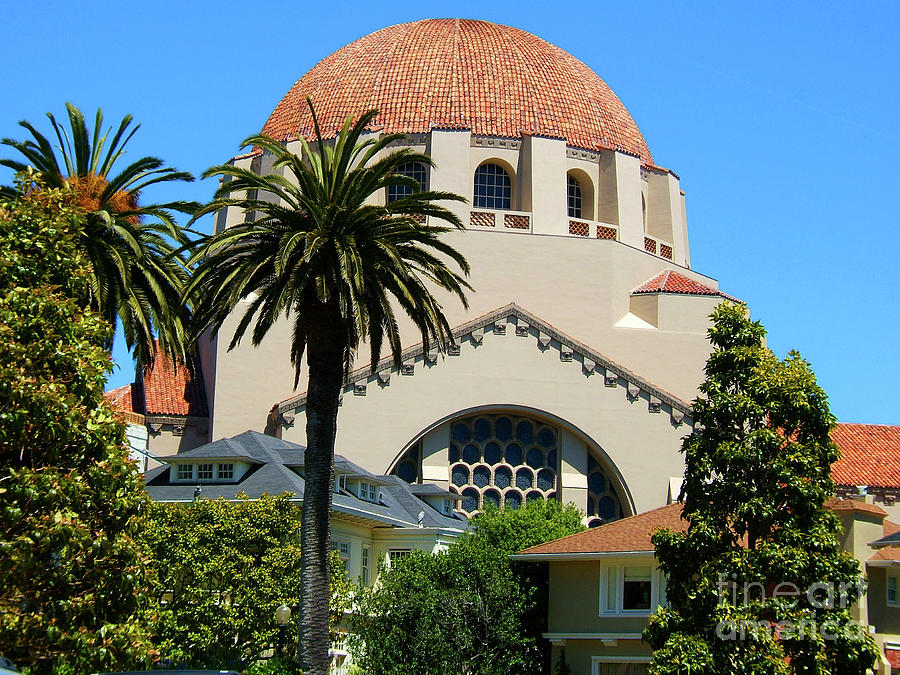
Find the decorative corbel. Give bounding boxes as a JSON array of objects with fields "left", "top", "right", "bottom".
[
  {"left": 604, "top": 370, "right": 618, "bottom": 387},
  {"left": 493, "top": 320, "right": 507, "bottom": 335},
  {"left": 671, "top": 408, "right": 684, "bottom": 425},
  {"left": 401, "top": 362, "right": 415, "bottom": 376},
  {"left": 515, "top": 321, "right": 530, "bottom": 337},
  {"left": 448, "top": 342, "right": 461, "bottom": 356},
  {"left": 627, "top": 382, "right": 640, "bottom": 399},
  {"left": 582, "top": 358, "right": 596, "bottom": 374},
  {"left": 354, "top": 383, "right": 367, "bottom": 396},
  {"left": 559, "top": 345, "right": 573, "bottom": 362},
  {"left": 280, "top": 412, "right": 296, "bottom": 428},
  {"left": 425, "top": 348, "right": 438, "bottom": 365},
  {"left": 648, "top": 396, "right": 662, "bottom": 413},
  {"left": 538, "top": 331, "right": 551, "bottom": 348},
  {"left": 377, "top": 369, "right": 391, "bottom": 385},
  {"left": 470, "top": 328, "right": 484, "bottom": 344}
]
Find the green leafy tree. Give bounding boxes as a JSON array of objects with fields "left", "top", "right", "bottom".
[
  {"left": 644, "top": 303, "right": 880, "bottom": 674},
  {"left": 1, "top": 103, "right": 198, "bottom": 368},
  {"left": 0, "top": 178, "right": 156, "bottom": 673},
  {"left": 350, "top": 499, "right": 584, "bottom": 674},
  {"left": 186, "top": 101, "right": 470, "bottom": 674},
  {"left": 140, "top": 494, "right": 353, "bottom": 670}
]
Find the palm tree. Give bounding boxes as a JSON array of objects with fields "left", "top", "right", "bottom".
[
  {"left": 0, "top": 102, "right": 198, "bottom": 368},
  {"left": 186, "top": 101, "right": 471, "bottom": 674}
]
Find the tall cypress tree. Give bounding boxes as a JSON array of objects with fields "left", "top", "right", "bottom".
[{"left": 645, "top": 303, "right": 878, "bottom": 674}]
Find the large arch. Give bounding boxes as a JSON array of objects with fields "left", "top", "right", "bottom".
[{"left": 387, "top": 403, "right": 635, "bottom": 525}]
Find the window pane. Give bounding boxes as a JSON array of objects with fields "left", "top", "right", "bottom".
[
  {"left": 218, "top": 463, "right": 233, "bottom": 479},
  {"left": 623, "top": 580, "right": 652, "bottom": 610},
  {"left": 197, "top": 464, "right": 213, "bottom": 480},
  {"left": 473, "top": 164, "right": 511, "bottom": 210},
  {"left": 606, "top": 567, "right": 617, "bottom": 612},
  {"left": 177, "top": 464, "right": 192, "bottom": 480},
  {"left": 567, "top": 174, "right": 582, "bottom": 219},
  {"left": 387, "top": 161, "right": 428, "bottom": 203},
  {"left": 624, "top": 566, "right": 652, "bottom": 580}
]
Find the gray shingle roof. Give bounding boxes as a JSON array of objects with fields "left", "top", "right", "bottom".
[{"left": 144, "top": 431, "right": 466, "bottom": 532}]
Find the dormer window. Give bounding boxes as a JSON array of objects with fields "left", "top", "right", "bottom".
[
  {"left": 335, "top": 474, "right": 347, "bottom": 493},
  {"left": 177, "top": 464, "right": 193, "bottom": 481},
  {"left": 197, "top": 464, "right": 213, "bottom": 480},
  {"left": 359, "top": 481, "right": 379, "bottom": 502},
  {"left": 217, "top": 464, "right": 234, "bottom": 480},
  {"left": 442, "top": 499, "right": 454, "bottom": 516}
]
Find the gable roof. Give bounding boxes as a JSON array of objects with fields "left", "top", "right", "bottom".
[
  {"left": 274, "top": 303, "right": 693, "bottom": 421},
  {"left": 144, "top": 431, "right": 466, "bottom": 531},
  {"left": 831, "top": 423, "right": 900, "bottom": 488},
  {"left": 514, "top": 503, "right": 685, "bottom": 558},
  {"left": 632, "top": 270, "right": 740, "bottom": 302},
  {"left": 515, "top": 498, "right": 888, "bottom": 559},
  {"left": 868, "top": 546, "right": 900, "bottom": 563}
]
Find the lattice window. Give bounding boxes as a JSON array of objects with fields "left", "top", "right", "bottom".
[
  {"left": 197, "top": 464, "right": 213, "bottom": 480},
  {"left": 660, "top": 244, "right": 673, "bottom": 260},
  {"left": 448, "top": 414, "right": 559, "bottom": 517},
  {"left": 644, "top": 237, "right": 657, "bottom": 254},
  {"left": 504, "top": 213, "right": 529, "bottom": 229},
  {"left": 473, "top": 163, "right": 512, "bottom": 210},
  {"left": 596, "top": 225, "right": 617, "bottom": 240},
  {"left": 387, "top": 161, "right": 428, "bottom": 203},
  {"left": 391, "top": 442, "right": 420, "bottom": 483},
  {"left": 217, "top": 463, "right": 234, "bottom": 480},
  {"left": 470, "top": 211, "right": 496, "bottom": 227},
  {"left": 567, "top": 174, "right": 583, "bottom": 219},
  {"left": 569, "top": 220, "right": 589, "bottom": 237},
  {"left": 176, "top": 464, "right": 193, "bottom": 480},
  {"left": 586, "top": 454, "right": 623, "bottom": 527}
]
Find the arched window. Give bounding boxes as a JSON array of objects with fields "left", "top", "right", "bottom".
[
  {"left": 473, "top": 163, "right": 512, "bottom": 210},
  {"left": 387, "top": 161, "right": 428, "bottom": 203},
  {"left": 567, "top": 174, "right": 583, "bottom": 219}
]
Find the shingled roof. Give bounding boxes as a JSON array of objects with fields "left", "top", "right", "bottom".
[{"left": 831, "top": 423, "right": 900, "bottom": 489}]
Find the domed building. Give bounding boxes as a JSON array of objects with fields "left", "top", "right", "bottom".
[
  {"left": 191, "top": 18, "right": 723, "bottom": 525},
  {"left": 105, "top": 18, "right": 900, "bottom": 673}
]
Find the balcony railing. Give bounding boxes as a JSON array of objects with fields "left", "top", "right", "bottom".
[
  {"left": 643, "top": 234, "right": 674, "bottom": 260},
  {"left": 568, "top": 217, "right": 619, "bottom": 241},
  {"left": 469, "top": 209, "right": 532, "bottom": 232}
]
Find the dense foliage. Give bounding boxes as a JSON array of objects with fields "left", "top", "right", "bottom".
[
  {"left": 185, "top": 101, "right": 471, "bottom": 674},
  {"left": 1, "top": 103, "right": 197, "bottom": 368},
  {"left": 645, "top": 303, "right": 879, "bottom": 674},
  {"left": 350, "top": 499, "right": 584, "bottom": 674},
  {"left": 141, "top": 494, "right": 352, "bottom": 670},
  {"left": 0, "top": 181, "right": 156, "bottom": 673}
]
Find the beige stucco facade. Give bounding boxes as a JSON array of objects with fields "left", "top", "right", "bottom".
[{"left": 180, "top": 115, "right": 727, "bottom": 526}]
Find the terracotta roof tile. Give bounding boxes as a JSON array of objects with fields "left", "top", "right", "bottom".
[
  {"left": 105, "top": 349, "right": 208, "bottom": 419},
  {"left": 869, "top": 546, "right": 900, "bottom": 562},
  {"left": 261, "top": 19, "right": 653, "bottom": 165},
  {"left": 885, "top": 520, "right": 900, "bottom": 538},
  {"left": 824, "top": 496, "right": 887, "bottom": 518},
  {"left": 141, "top": 351, "right": 208, "bottom": 417},
  {"left": 104, "top": 383, "right": 138, "bottom": 414},
  {"left": 632, "top": 270, "right": 739, "bottom": 301},
  {"left": 518, "top": 503, "right": 686, "bottom": 555},
  {"left": 886, "top": 649, "right": 900, "bottom": 671},
  {"left": 519, "top": 499, "right": 888, "bottom": 556},
  {"left": 831, "top": 423, "right": 900, "bottom": 489}
]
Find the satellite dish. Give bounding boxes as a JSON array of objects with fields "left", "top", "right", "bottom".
[{"left": 417, "top": 510, "right": 425, "bottom": 527}]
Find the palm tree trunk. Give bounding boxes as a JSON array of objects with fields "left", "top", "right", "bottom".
[{"left": 299, "top": 305, "right": 344, "bottom": 675}]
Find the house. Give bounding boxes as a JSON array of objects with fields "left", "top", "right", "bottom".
[
  {"left": 143, "top": 430, "right": 467, "bottom": 586},
  {"left": 514, "top": 495, "right": 900, "bottom": 674}
]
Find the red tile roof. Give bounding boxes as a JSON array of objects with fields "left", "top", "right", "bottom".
[
  {"left": 824, "top": 496, "right": 887, "bottom": 518},
  {"left": 832, "top": 423, "right": 900, "bottom": 488},
  {"left": 141, "top": 351, "right": 207, "bottom": 417},
  {"left": 261, "top": 19, "right": 653, "bottom": 165},
  {"left": 886, "top": 649, "right": 900, "bottom": 671},
  {"left": 104, "top": 383, "right": 138, "bottom": 414},
  {"left": 518, "top": 503, "right": 686, "bottom": 555},
  {"left": 869, "top": 546, "right": 900, "bottom": 562},
  {"left": 885, "top": 520, "right": 900, "bottom": 538},
  {"left": 104, "top": 350, "right": 207, "bottom": 418},
  {"left": 632, "top": 270, "right": 738, "bottom": 301},
  {"left": 519, "top": 499, "right": 887, "bottom": 556}
]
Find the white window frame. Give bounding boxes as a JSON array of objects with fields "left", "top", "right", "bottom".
[
  {"left": 599, "top": 562, "right": 665, "bottom": 616},
  {"left": 387, "top": 548, "right": 412, "bottom": 568},
  {"left": 591, "top": 656, "right": 651, "bottom": 675},
  {"left": 360, "top": 545, "right": 370, "bottom": 586},
  {"left": 442, "top": 498, "right": 454, "bottom": 516},
  {"left": 359, "top": 481, "right": 378, "bottom": 502},
  {"left": 176, "top": 464, "right": 193, "bottom": 481},
  {"left": 331, "top": 539, "right": 351, "bottom": 562},
  {"left": 197, "top": 463, "right": 213, "bottom": 480},
  {"left": 888, "top": 572, "right": 899, "bottom": 607}
]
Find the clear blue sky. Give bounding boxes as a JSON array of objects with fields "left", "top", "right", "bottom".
[{"left": 2, "top": 1, "right": 898, "bottom": 424}]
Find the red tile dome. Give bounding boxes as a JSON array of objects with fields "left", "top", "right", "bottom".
[{"left": 262, "top": 19, "right": 653, "bottom": 165}]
